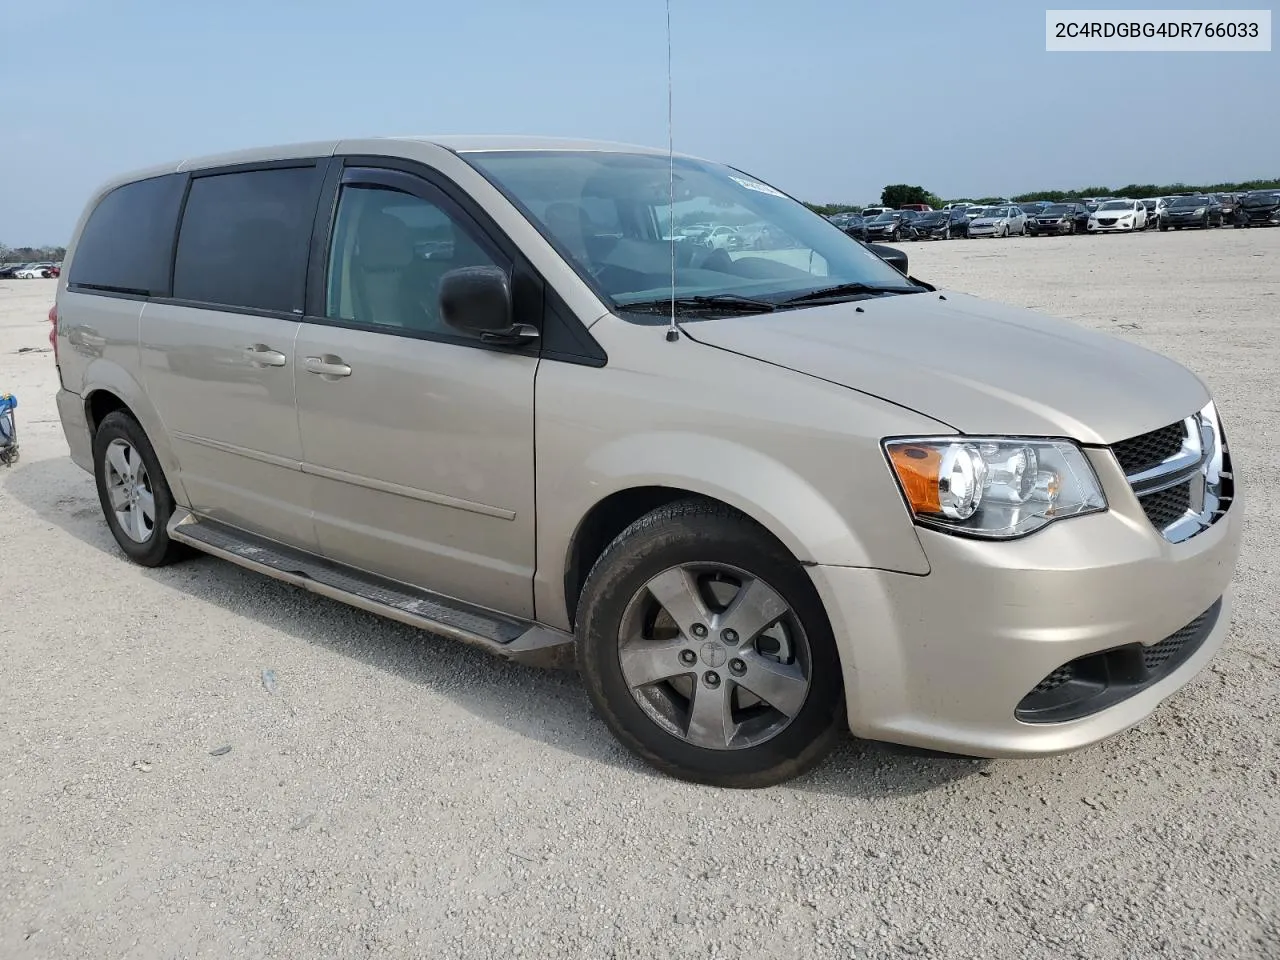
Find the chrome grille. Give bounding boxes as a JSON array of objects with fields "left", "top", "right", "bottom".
[
  {"left": 1112, "top": 405, "right": 1233, "bottom": 543},
  {"left": 1112, "top": 422, "right": 1186, "bottom": 475},
  {"left": 1139, "top": 482, "right": 1192, "bottom": 529}
]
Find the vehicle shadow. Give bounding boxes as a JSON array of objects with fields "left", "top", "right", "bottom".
[{"left": 4, "top": 454, "right": 990, "bottom": 800}]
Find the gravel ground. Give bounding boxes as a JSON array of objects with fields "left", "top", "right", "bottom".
[{"left": 2, "top": 228, "right": 1278, "bottom": 960}]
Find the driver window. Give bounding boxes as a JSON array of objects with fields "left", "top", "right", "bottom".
[{"left": 326, "top": 184, "right": 506, "bottom": 334}]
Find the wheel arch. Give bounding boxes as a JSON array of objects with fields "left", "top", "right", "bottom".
[
  {"left": 563, "top": 485, "right": 806, "bottom": 630},
  {"left": 80, "top": 362, "right": 188, "bottom": 506},
  {"left": 551, "top": 432, "right": 914, "bottom": 629}
]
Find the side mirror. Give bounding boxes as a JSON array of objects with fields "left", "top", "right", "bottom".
[{"left": 438, "top": 266, "right": 535, "bottom": 342}]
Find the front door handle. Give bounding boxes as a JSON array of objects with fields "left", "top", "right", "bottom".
[
  {"left": 244, "top": 344, "right": 288, "bottom": 367},
  {"left": 304, "top": 355, "right": 352, "bottom": 378}
]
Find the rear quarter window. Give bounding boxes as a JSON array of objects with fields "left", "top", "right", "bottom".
[
  {"left": 172, "top": 165, "right": 320, "bottom": 314},
  {"left": 68, "top": 174, "right": 186, "bottom": 296}
]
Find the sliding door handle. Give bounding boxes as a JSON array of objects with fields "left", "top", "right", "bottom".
[
  {"left": 304, "top": 355, "right": 352, "bottom": 378},
  {"left": 243, "top": 344, "right": 288, "bottom": 367}
]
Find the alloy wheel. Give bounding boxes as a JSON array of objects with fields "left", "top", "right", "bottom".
[
  {"left": 103, "top": 438, "right": 156, "bottom": 543},
  {"left": 617, "top": 563, "right": 811, "bottom": 751}
]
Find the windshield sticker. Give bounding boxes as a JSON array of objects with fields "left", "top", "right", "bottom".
[{"left": 730, "top": 176, "right": 787, "bottom": 198}]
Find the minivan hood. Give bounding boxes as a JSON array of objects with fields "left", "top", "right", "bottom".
[{"left": 684, "top": 291, "right": 1209, "bottom": 444}]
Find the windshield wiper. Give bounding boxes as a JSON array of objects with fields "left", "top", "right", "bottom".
[
  {"left": 777, "top": 282, "right": 920, "bottom": 306},
  {"left": 622, "top": 294, "right": 777, "bottom": 315}
]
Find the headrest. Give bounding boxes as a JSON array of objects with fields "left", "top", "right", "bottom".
[{"left": 356, "top": 211, "right": 413, "bottom": 271}]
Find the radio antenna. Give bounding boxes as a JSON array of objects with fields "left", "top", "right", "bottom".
[{"left": 664, "top": 0, "right": 679, "bottom": 342}]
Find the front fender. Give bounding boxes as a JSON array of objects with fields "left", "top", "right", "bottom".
[{"left": 581, "top": 431, "right": 876, "bottom": 567}]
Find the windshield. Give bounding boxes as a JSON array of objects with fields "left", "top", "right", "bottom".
[
  {"left": 464, "top": 151, "right": 918, "bottom": 313},
  {"left": 1243, "top": 191, "right": 1280, "bottom": 207},
  {"left": 872, "top": 212, "right": 900, "bottom": 222},
  {"left": 1041, "top": 204, "right": 1071, "bottom": 216},
  {"left": 980, "top": 208, "right": 1006, "bottom": 218},
  {"left": 1170, "top": 196, "right": 1208, "bottom": 208},
  {"left": 1098, "top": 200, "right": 1131, "bottom": 211}
]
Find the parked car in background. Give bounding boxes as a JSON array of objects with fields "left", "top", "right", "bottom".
[
  {"left": 839, "top": 214, "right": 868, "bottom": 240},
  {"left": 967, "top": 206, "right": 1027, "bottom": 238},
  {"left": 861, "top": 206, "right": 892, "bottom": 219},
  {"left": 1027, "top": 203, "right": 1083, "bottom": 236},
  {"left": 864, "top": 210, "right": 918, "bottom": 242},
  {"left": 1088, "top": 199, "right": 1148, "bottom": 233},
  {"left": 0, "top": 264, "right": 21, "bottom": 279},
  {"left": 1160, "top": 195, "right": 1223, "bottom": 230},
  {"left": 743, "top": 224, "right": 798, "bottom": 249},
  {"left": 1018, "top": 201, "right": 1050, "bottom": 219},
  {"left": 1139, "top": 198, "right": 1159, "bottom": 226},
  {"left": 910, "top": 210, "right": 956, "bottom": 240},
  {"left": 1238, "top": 189, "right": 1280, "bottom": 227},
  {"left": 14, "top": 263, "right": 51, "bottom": 279},
  {"left": 898, "top": 203, "right": 933, "bottom": 212},
  {"left": 1217, "top": 193, "right": 1239, "bottom": 223},
  {"left": 704, "top": 225, "right": 743, "bottom": 250}
]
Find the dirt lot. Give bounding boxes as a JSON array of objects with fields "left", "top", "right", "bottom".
[{"left": 2, "top": 228, "right": 1278, "bottom": 959}]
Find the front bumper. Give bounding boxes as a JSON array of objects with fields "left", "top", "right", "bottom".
[
  {"left": 1088, "top": 220, "right": 1138, "bottom": 232},
  {"left": 967, "top": 224, "right": 998, "bottom": 236},
  {"left": 810, "top": 447, "right": 1242, "bottom": 757},
  {"left": 1163, "top": 216, "right": 1207, "bottom": 227}
]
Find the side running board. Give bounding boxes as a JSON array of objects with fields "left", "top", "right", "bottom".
[{"left": 167, "top": 510, "right": 573, "bottom": 668}]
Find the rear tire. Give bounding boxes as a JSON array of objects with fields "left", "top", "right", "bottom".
[
  {"left": 575, "top": 498, "right": 844, "bottom": 788},
  {"left": 92, "top": 411, "right": 189, "bottom": 567}
]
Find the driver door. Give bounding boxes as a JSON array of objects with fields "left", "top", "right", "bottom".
[{"left": 294, "top": 166, "right": 540, "bottom": 616}]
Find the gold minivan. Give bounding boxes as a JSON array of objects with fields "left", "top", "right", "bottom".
[{"left": 53, "top": 137, "right": 1240, "bottom": 786}]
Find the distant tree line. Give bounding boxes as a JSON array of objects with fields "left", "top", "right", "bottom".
[
  {"left": 0, "top": 243, "right": 67, "bottom": 264},
  {"left": 806, "top": 176, "right": 1280, "bottom": 214}
]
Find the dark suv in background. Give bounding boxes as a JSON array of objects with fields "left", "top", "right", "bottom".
[
  {"left": 1159, "top": 195, "right": 1223, "bottom": 230},
  {"left": 910, "top": 209, "right": 965, "bottom": 240},
  {"left": 1239, "top": 190, "right": 1280, "bottom": 227},
  {"left": 864, "top": 210, "right": 919, "bottom": 242},
  {"left": 1027, "top": 203, "right": 1085, "bottom": 236}
]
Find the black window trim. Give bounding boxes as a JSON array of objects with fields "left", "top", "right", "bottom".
[
  {"left": 150, "top": 157, "right": 329, "bottom": 321},
  {"left": 300, "top": 156, "right": 605, "bottom": 366},
  {"left": 66, "top": 152, "right": 608, "bottom": 367}
]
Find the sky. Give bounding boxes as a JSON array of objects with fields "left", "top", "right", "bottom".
[{"left": 1, "top": 0, "right": 1276, "bottom": 244}]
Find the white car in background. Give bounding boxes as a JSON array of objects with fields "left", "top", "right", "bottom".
[
  {"left": 1088, "top": 199, "right": 1148, "bottom": 233},
  {"left": 15, "top": 264, "right": 51, "bottom": 279},
  {"left": 704, "top": 225, "right": 743, "bottom": 250},
  {"left": 966, "top": 206, "right": 1027, "bottom": 238}
]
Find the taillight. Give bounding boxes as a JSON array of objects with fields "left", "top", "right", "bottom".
[{"left": 48, "top": 303, "right": 58, "bottom": 362}]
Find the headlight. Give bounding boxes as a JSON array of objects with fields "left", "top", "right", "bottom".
[
  {"left": 1194, "top": 207, "right": 1206, "bottom": 215},
  {"left": 885, "top": 438, "right": 1106, "bottom": 539}
]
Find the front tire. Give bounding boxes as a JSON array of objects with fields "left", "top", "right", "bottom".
[
  {"left": 92, "top": 411, "right": 188, "bottom": 567},
  {"left": 575, "top": 498, "right": 844, "bottom": 788}
]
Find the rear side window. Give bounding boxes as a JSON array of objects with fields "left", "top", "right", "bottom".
[
  {"left": 68, "top": 174, "right": 185, "bottom": 296},
  {"left": 172, "top": 166, "right": 319, "bottom": 313}
]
